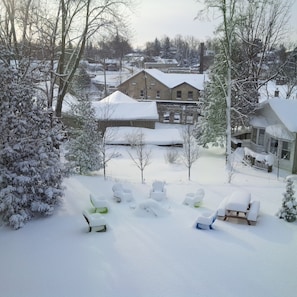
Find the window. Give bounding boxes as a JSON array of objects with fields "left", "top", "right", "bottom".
[
  {"left": 156, "top": 90, "right": 160, "bottom": 98},
  {"left": 269, "top": 138, "right": 278, "bottom": 154},
  {"left": 163, "top": 112, "right": 170, "bottom": 123},
  {"left": 252, "top": 128, "right": 257, "bottom": 143},
  {"left": 176, "top": 90, "right": 182, "bottom": 99},
  {"left": 188, "top": 91, "right": 193, "bottom": 100},
  {"left": 252, "top": 128, "right": 265, "bottom": 146},
  {"left": 281, "top": 141, "right": 291, "bottom": 160},
  {"left": 258, "top": 129, "right": 265, "bottom": 146},
  {"left": 174, "top": 113, "right": 181, "bottom": 123},
  {"left": 186, "top": 114, "right": 194, "bottom": 124}
]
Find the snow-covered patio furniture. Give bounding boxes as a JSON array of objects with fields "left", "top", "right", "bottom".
[
  {"left": 149, "top": 181, "right": 167, "bottom": 201},
  {"left": 244, "top": 148, "right": 273, "bottom": 172},
  {"left": 246, "top": 200, "right": 260, "bottom": 225},
  {"left": 218, "top": 190, "right": 260, "bottom": 225},
  {"left": 82, "top": 210, "right": 107, "bottom": 232},
  {"left": 136, "top": 200, "right": 170, "bottom": 217},
  {"left": 112, "top": 183, "right": 134, "bottom": 203},
  {"left": 217, "top": 198, "right": 228, "bottom": 218},
  {"left": 183, "top": 188, "right": 204, "bottom": 207},
  {"left": 90, "top": 194, "right": 109, "bottom": 213},
  {"left": 194, "top": 211, "right": 218, "bottom": 230}
]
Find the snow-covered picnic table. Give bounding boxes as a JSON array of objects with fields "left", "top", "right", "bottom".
[{"left": 217, "top": 191, "right": 260, "bottom": 225}]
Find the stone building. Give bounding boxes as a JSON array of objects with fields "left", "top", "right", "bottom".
[{"left": 117, "top": 69, "right": 208, "bottom": 124}]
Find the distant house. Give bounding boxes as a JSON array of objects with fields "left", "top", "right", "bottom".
[
  {"left": 144, "top": 58, "right": 178, "bottom": 71},
  {"left": 117, "top": 69, "right": 208, "bottom": 124},
  {"left": 92, "top": 91, "right": 159, "bottom": 133},
  {"left": 249, "top": 98, "right": 297, "bottom": 173}
]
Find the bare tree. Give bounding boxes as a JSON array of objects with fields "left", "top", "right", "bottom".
[
  {"left": 127, "top": 131, "right": 152, "bottom": 184},
  {"left": 0, "top": 0, "right": 133, "bottom": 115},
  {"left": 180, "top": 125, "right": 200, "bottom": 181},
  {"left": 100, "top": 128, "right": 120, "bottom": 179}
]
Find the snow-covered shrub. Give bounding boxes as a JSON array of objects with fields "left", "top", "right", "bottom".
[
  {"left": 277, "top": 177, "right": 297, "bottom": 222},
  {"left": 164, "top": 146, "right": 180, "bottom": 164},
  {"left": 0, "top": 65, "right": 65, "bottom": 229}
]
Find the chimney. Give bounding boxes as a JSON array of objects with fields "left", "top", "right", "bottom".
[
  {"left": 199, "top": 42, "right": 204, "bottom": 74},
  {"left": 274, "top": 88, "right": 279, "bottom": 98}
]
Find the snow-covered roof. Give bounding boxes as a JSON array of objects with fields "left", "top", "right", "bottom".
[
  {"left": 258, "top": 81, "right": 297, "bottom": 102},
  {"left": 124, "top": 69, "right": 207, "bottom": 90},
  {"left": 100, "top": 90, "right": 137, "bottom": 104},
  {"left": 92, "top": 92, "right": 158, "bottom": 121},
  {"left": 144, "top": 69, "right": 207, "bottom": 90},
  {"left": 250, "top": 115, "right": 269, "bottom": 127},
  {"left": 267, "top": 98, "right": 297, "bottom": 133},
  {"left": 265, "top": 124, "right": 295, "bottom": 141}
]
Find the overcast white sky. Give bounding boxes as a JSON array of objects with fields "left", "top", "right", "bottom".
[{"left": 129, "top": 0, "right": 297, "bottom": 49}]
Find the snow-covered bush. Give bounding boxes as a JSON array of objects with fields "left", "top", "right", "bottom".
[
  {"left": 277, "top": 177, "right": 297, "bottom": 222},
  {"left": 164, "top": 146, "right": 180, "bottom": 164},
  {"left": 0, "top": 65, "right": 65, "bottom": 229}
]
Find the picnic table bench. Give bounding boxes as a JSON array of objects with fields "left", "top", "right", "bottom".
[{"left": 217, "top": 191, "right": 260, "bottom": 225}]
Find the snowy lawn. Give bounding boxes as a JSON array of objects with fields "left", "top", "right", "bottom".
[{"left": 1, "top": 142, "right": 297, "bottom": 297}]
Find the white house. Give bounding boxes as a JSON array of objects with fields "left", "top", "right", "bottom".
[{"left": 250, "top": 98, "right": 297, "bottom": 173}]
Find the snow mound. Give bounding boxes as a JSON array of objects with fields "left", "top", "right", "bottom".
[{"left": 134, "top": 200, "right": 170, "bottom": 217}]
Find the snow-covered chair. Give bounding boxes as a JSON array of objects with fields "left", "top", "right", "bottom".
[
  {"left": 112, "top": 183, "right": 134, "bottom": 203},
  {"left": 149, "top": 181, "right": 167, "bottom": 201},
  {"left": 82, "top": 210, "right": 107, "bottom": 232},
  {"left": 183, "top": 188, "right": 205, "bottom": 207},
  {"left": 90, "top": 194, "right": 109, "bottom": 213},
  {"left": 194, "top": 211, "right": 218, "bottom": 230}
]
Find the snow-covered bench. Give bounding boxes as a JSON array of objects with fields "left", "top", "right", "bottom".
[
  {"left": 194, "top": 211, "right": 218, "bottom": 230},
  {"left": 82, "top": 210, "right": 107, "bottom": 232},
  {"left": 217, "top": 198, "right": 228, "bottom": 218},
  {"left": 247, "top": 200, "right": 260, "bottom": 225}
]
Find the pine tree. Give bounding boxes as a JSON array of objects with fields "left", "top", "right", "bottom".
[
  {"left": 0, "top": 65, "right": 64, "bottom": 229},
  {"left": 193, "top": 49, "right": 227, "bottom": 148},
  {"left": 277, "top": 177, "right": 297, "bottom": 222},
  {"left": 65, "top": 98, "right": 102, "bottom": 175}
]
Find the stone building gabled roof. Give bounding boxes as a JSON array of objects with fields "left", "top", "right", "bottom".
[{"left": 122, "top": 69, "right": 208, "bottom": 91}]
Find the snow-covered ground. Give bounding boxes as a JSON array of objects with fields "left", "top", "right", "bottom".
[{"left": 1, "top": 125, "right": 297, "bottom": 297}]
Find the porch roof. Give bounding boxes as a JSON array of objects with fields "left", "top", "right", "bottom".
[{"left": 265, "top": 124, "right": 295, "bottom": 141}]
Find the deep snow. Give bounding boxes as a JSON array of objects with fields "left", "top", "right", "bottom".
[{"left": 1, "top": 126, "right": 297, "bottom": 297}]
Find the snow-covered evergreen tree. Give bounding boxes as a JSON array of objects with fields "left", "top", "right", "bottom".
[
  {"left": 193, "top": 49, "right": 227, "bottom": 148},
  {"left": 277, "top": 177, "right": 297, "bottom": 222},
  {"left": 0, "top": 65, "right": 65, "bottom": 229},
  {"left": 65, "top": 98, "right": 102, "bottom": 175}
]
